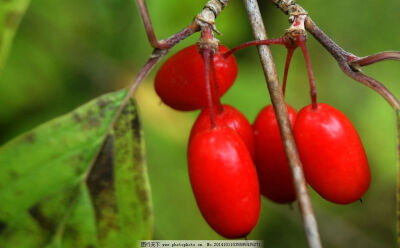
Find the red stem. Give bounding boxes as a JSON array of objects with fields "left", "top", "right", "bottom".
[
  {"left": 298, "top": 40, "right": 318, "bottom": 109},
  {"left": 202, "top": 49, "right": 217, "bottom": 128},
  {"left": 211, "top": 56, "right": 223, "bottom": 114},
  {"left": 282, "top": 48, "right": 295, "bottom": 96},
  {"left": 224, "top": 37, "right": 286, "bottom": 57}
]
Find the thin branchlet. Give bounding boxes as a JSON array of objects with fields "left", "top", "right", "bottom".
[{"left": 350, "top": 51, "right": 400, "bottom": 67}]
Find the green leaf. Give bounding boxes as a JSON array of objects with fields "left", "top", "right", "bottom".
[
  {"left": 0, "top": 0, "right": 31, "bottom": 72},
  {"left": 0, "top": 89, "right": 153, "bottom": 248}
]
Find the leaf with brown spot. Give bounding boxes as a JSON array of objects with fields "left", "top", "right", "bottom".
[{"left": 0, "top": 89, "right": 152, "bottom": 248}]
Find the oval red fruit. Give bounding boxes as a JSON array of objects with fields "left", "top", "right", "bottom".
[
  {"left": 189, "top": 104, "right": 255, "bottom": 157},
  {"left": 155, "top": 44, "right": 238, "bottom": 111},
  {"left": 253, "top": 104, "right": 297, "bottom": 203},
  {"left": 294, "top": 103, "right": 371, "bottom": 204},
  {"left": 188, "top": 127, "right": 260, "bottom": 238}
]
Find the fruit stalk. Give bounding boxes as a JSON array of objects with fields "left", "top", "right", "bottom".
[
  {"left": 298, "top": 40, "right": 317, "bottom": 109},
  {"left": 199, "top": 26, "right": 222, "bottom": 127},
  {"left": 243, "top": 0, "right": 322, "bottom": 247},
  {"left": 201, "top": 47, "right": 217, "bottom": 127},
  {"left": 282, "top": 48, "right": 294, "bottom": 95}
]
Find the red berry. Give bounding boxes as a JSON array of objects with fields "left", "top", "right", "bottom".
[
  {"left": 253, "top": 104, "right": 297, "bottom": 203},
  {"left": 189, "top": 104, "right": 255, "bottom": 157},
  {"left": 188, "top": 127, "right": 260, "bottom": 238},
  {"left": 294, "top": 103, "right": 371, "bottom": 204},
  {"left": 154, "top": 44, "right": 238, "bottom": 111}
]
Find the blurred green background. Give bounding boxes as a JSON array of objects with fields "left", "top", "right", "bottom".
[{"left": 1, "top": 0, "right": 400, "bottom": 247}]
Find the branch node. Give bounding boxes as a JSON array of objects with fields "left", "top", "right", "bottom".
[
  {"left": 272, "top": 0, "right": 296, "bottom": 14},
  {"left": 196, "top": 0, "right": 230, "bottom": 35},
  {"left": 205, "top": 0, "right": 229, "bottom": 16},
  {"left": 288, "top": 5, "right": 307, "bottom": 17},
  {"left": 349, "top": 62, "right": 362, "bottom": 72},
  {"left": 150, "top": 48, "right": 169, "bottom": 59},
  {"left": 272, "top": 0, "right": 307, "bottom": 16},
  {"left": 286, "top": 14, "right": 307, "bottom": 40},
  {"left": 198, "top": 26, "right": 219, "bottom": 55},
  {"left": 198, "top": 38, "right": 219, "bottom": 54}
]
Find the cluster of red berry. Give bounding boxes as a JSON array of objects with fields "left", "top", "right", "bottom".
[{"left": 154, "top": 42, "right": 371, "bottom": 238}]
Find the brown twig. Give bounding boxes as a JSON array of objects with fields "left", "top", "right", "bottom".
[
  {"left": 136, "top": 0, "right": 200, "bottom": 50},
  {"left": 243, "top": 0, "right": 322, "bottom": 247},
  {"left": 136, "top": 0, "right": 160, "bottom": 48},
  {"left": 350, "top": 51, "right": 400, "bottom": 67}
]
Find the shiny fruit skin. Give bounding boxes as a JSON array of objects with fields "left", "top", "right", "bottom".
[
  {"left": 253, "top": 104, "right": 297, "bottom": 203},
  {"left": 189, "top": 104, "right": 255, "bottom": 158},
  {"left": 188, "top": 127, "right": 260, "bottom": 238},
  {"left": 154, "top": 44, "right": 238, "bottom": 111},
  {"left": 294, "top": 103, "right": 371, "bottom": 204}
]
